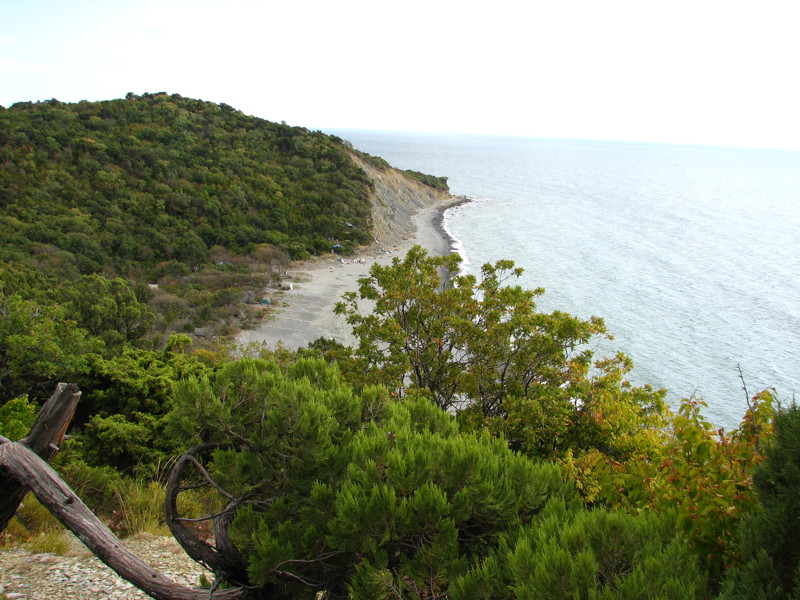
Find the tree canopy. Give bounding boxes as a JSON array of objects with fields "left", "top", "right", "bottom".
[
  {"left": 334, "top": 246, "right": 668, "bottom": 461},
  {"left": 1, "top": 93, "right": 375, "bottom": 269},
  {"left": 159, "top": 356, "right": 709, "bottom": 599},
  {"left": 0, "top": 93, "right": 389, "bottom": 351}
]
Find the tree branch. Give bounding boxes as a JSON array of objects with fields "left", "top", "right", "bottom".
[
  {"left": 0, "top": 439, "right": 250, "bottom": 600},
  {"left": 165, "top": 443, "right": 250, "bottom": 586}
]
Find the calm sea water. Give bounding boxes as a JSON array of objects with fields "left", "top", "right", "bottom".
[{"left": 328, "top": 130, "right": 800, "bottom": 429}]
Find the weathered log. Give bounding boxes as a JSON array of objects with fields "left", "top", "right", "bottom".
[
  {"left": 0, "top": 439, "right": 253, "bottom": 600},
  {"left": 0, "top": 382, "right": 81, "bottom": 532}
]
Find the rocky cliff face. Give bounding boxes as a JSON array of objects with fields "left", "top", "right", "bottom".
[{"left": 349, "top": 154, "right": 456, "bottom": 250}]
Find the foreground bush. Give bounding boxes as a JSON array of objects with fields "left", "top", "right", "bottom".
[
  {"left": 719, "top": 404, "right": 800, "bottom": 599},
  {"left": 160, "top": 356, "right": 707, "bottom": 598}
]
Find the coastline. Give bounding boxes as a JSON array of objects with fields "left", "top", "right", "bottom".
[
  {"left": 432, "top": 195, "right": 471, "bottom": 255},
  {"left": 236, "top": 197, "right": 468, "bottom": 351}
]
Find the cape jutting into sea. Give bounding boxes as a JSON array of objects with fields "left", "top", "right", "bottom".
[{"left": 327, "top": 129, "right": 800, "bottom": 430}]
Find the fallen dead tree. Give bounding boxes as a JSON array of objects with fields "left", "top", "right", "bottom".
[{"left": 0, "top": 383, "right": 259, "bottom": 600}]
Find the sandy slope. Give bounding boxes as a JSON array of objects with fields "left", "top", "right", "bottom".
[{"left": 236, "top": 155, "right": 463, "bottom": 351}]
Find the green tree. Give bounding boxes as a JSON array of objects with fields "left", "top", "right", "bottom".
[
  {"left": 335, "top": 246, "right": 474, "bottom": 407},
  {"left": 452, "top": 500, "right": 711, "bottom": 600},
  {"left": 506, "top": 504, "right": 707, "bottom": 600},
  {"left": 55, "top": 274, "right": 155, "bottom": 348},
  {"left": 165, "top": 356, "right": 579, "bottom": 598},
  {"left": 719, "top": 403, "right": 800, "bottom": 600},
  {"left": 175, "top": 230, "right": 208, "bottom": 266},
  {"left": 578, "top": 393, "right": 776, "bottom": 589},
  {"left": 0, "top": 291, "right": 99, "bottom": 403},
  {"left": 334, "top": 246, "right": 667, "bottom": 460},
  {"left": 0, "top": 395, "right": 39, "bottom": 440},
  {"left": 74, "top": 337, "right": 215, "bottom": 474}
]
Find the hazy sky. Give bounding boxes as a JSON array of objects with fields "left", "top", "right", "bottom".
[{"left": 2, "top": 0, "right": 799, "bottom": 149}]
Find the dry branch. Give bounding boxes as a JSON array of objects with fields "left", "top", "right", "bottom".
[
  {"left": 165, "top": 443, "right": 249, "bottom": 586},
  {"left": 0, "top": 383, "right": 259, "bottom": 599},
  {"left": 0, "top": 438, "right": 251, "bottom": 600}
]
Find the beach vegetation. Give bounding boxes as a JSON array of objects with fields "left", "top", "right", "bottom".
[
  {"left": 331, "top": 245, "right": 783, "bottom": 595},
  {"left": 402, "top": 169, "right": 450, "bottom": 191},
  {"left": 571, "top": 391, "right": 776, "bottom": 587},
  {"left": 158, "top": 355, "right": 710, "bottom": 599},
  {"left": 3, "top": 241, "right": 770, "bottom": 597}
]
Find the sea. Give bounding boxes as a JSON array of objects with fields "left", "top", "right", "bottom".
[{"left": 326, "top": 130, "right": 800, "bottom": 430}]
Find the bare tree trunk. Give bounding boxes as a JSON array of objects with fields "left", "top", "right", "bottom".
[
  {"left": 164, "top": 442, "right": 249, "bottom": 586},
  {"left": 0, "top": 382, "right": 81, "bottom": 532},
  {"left": 0, "top": 437, "right": 253, "bottom": 600}
]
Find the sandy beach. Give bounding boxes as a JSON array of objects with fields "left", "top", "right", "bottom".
[{"left": 236, "top": 199, "right": 462, "bottom": 350}]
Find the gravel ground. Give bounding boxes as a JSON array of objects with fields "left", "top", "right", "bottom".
[{"left": 0, "top": 533, "right": 209, "bottom": 600}]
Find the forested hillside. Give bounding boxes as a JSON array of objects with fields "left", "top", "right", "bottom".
[{"left": 1, "top": 92, "right": 374, "bottom": 271}]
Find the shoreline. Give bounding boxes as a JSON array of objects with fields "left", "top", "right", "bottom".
[
  {"left": 432, "top": 195, "right": 471, "bottom": 256},
  {"left": 236, "top": 196, "right": 469, "bottom": 351}
]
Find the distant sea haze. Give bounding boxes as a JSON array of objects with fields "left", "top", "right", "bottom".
[{"left": 329, "top": 130, "right": 800, "bottom": 430}]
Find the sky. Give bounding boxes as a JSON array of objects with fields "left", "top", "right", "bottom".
[{"left": 2, "top": 0, "right": 799, "bottom": 150}]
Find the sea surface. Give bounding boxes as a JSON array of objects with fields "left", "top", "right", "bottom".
[{"left": 327, "top": 130, "right": 800, "bottom": 429}]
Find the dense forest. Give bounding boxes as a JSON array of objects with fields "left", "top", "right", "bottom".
[
  {"left": 1, "top": 95, "right": 798, "bottom": 600},
  {"left": 1, "top": 92, "right": 376, "bottom": 265}
]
